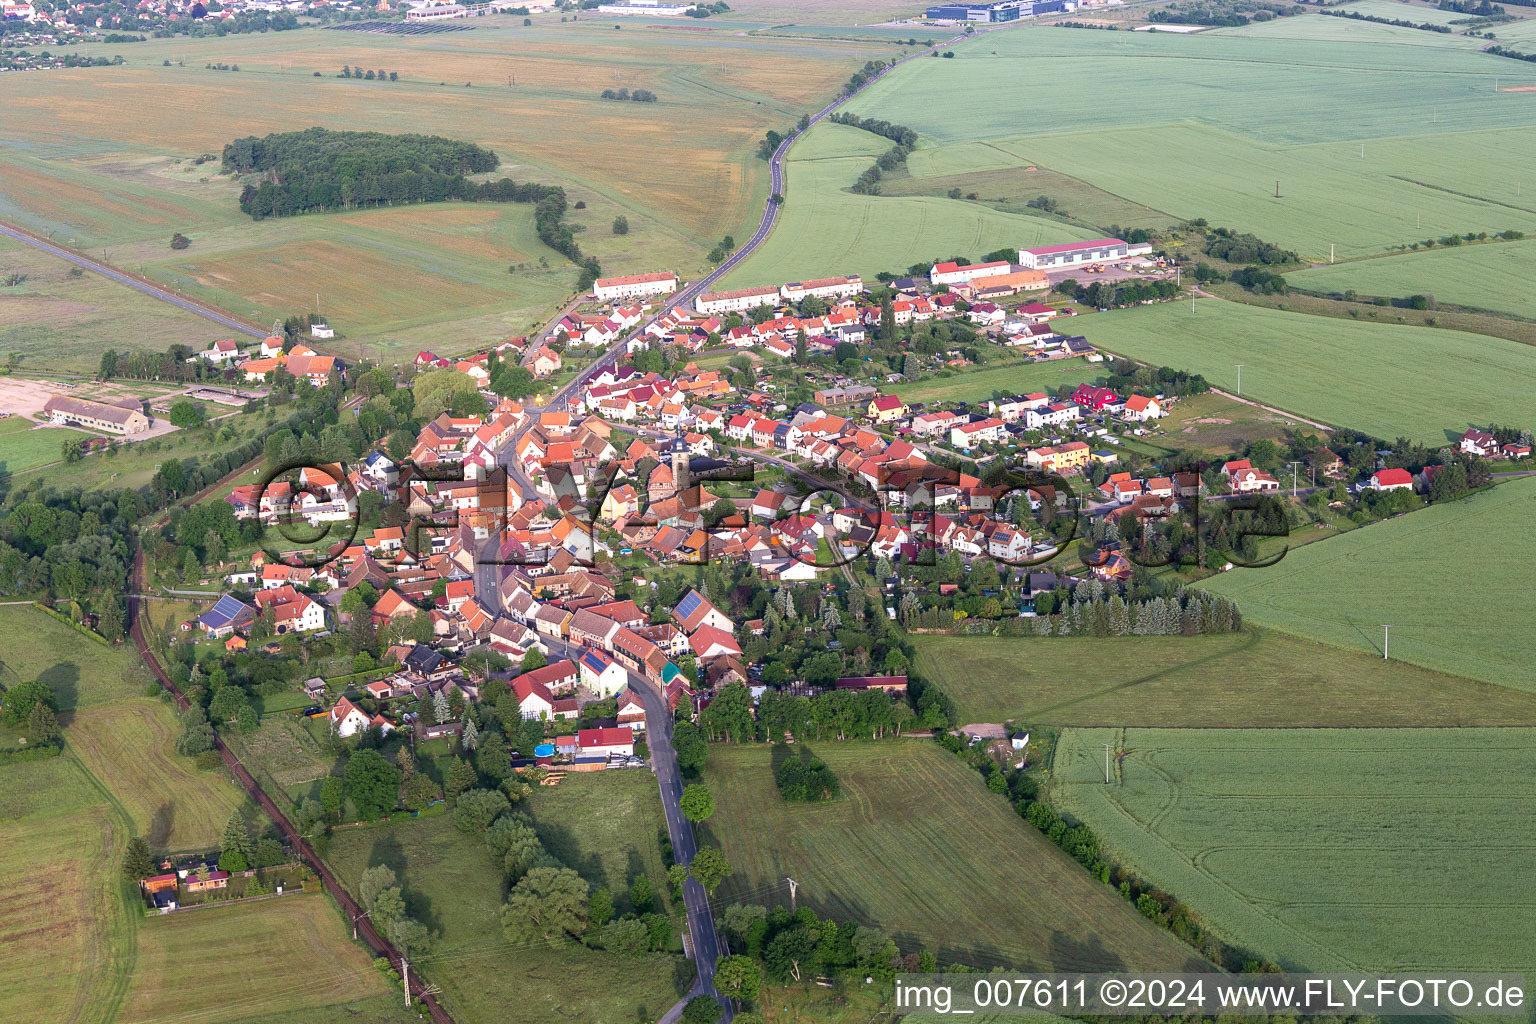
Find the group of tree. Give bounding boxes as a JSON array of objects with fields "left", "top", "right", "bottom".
[
  {"left": 1060, "top": 276, "right": 1179, "bottom": 309},
  {"left": 840, "top": 58, "right": 891, "bottom": 96},
  {"left": 1318, "top": 7, "right": 1452, "bottom": 30},
  {"left": 338, "top": 66, "right": 401, "bottom": 80},
  {"left": 828, "top": 113, "right": 918, "bottom": 196},
  {"left": 358, "top": 863, "right": 437, "bottom": 958},
  {"left": 598, "top": 87, "right": 657, "bottom": 102},
  {"left": 0, "top": 679, "right": 61, "bottom": 748},
  {"left": 1102, "top": 358, "right": 1210, "bottom": 399},
  {"left": 718, "top": 901, "right": 913, "bottom": 997},
  {"left": 1149, "top": 0, "right": 1301, "bottom": 26},
  {"left": 1203, "top": 226, "right": 1298, "bottom": 265},
  {"left": 774, "top": 748, "right": 839, "bottom": 802}
]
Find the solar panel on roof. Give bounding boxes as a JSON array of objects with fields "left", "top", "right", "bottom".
[{"left": 676, "top": 590, "right": 702, "bottom": 618}]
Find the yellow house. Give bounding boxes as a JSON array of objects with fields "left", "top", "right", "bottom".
[{"left": 866, "top": 394, "right": 908, "bottom": 424}]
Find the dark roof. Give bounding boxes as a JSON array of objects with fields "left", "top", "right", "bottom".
[
  {"left": 199, "top": 594, "right": 256, "bottom": 631},
  {"left": 403, "top": 646, "right": 444, "bottom": 674}
]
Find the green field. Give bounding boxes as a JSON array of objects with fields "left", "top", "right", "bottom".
[
  {"left": 911, "top": 629, "right": 1536, "bottom": 729},
  {"left": 325, "top": 784, "right": 685, "bottom": 1024},
  {"left": 0, "top": 20, "right": 891, "bottom": 363},
  {"left": 0, "top": 605, "right": 148, "bottom": 710},
  {"left": 843, "top": 26, "right": 1536, "bottom": 259},
  {"left": 1156, "top": 391, "right": 1313, "bottom": 454},
  {"left": 1053, "top": 726, "right": 1536, "bottom": 972},
  {"left": 116, "top": 895, "right": 394, "bottom": 1024},
  {"left": 518, "top": 768, "right": 674, "bottom": 901},
  {"left": 702, "top": 742, "right": 1204, "bottom": 972},
  {"left": 891, "top": 356, "right": 1103, "bottom": 405},
  {"left": 722, "top": 122, "right": 1092, "bottom": 287},
  {"left": 1201, "top": 475, "right": 1536, "bottom": 691},
  {"left": 0, "top": 755, "right": 134, "bottom": 1024},
  {"left": 0, "top": 416, "right": 90, "bottom": 474},
  {"left": 0, "top": 236, "right": 232, "bottom": 373},
  {"left": 1288, "top": 238, "right": 1536, "bottom": 320},
  {"left": 1081, "top": 296, "right": 1536, "bottom": 442}
]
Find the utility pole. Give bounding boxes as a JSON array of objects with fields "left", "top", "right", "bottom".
[
  {"left": 401, "top": 958, "right": 410, "bottom": 1009},
  {"left": 1234, "top": 364, "right": 1243, "bottom": 396},
  {"left": 1382, "top": 625, "right": 1390, "bottom": 660},
  {"left": 785, "top": 876, "right": 799, "bottom": 912},
  {"left": 1288, "top": 461, "right": 1301, "bottom": 495},
  {"left": 1330, "top": 243, "right": 1334, "bottom": 264},
  {"left": 1102, "top": 743, "right": 1112, "bottom": 784}
]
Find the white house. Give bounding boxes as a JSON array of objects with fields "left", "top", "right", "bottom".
[
  {"left": 578, "top": 649, "right": 628, "bottom": 698},
  {"left": 695, "top": 285, "right": 779, "bottom": 316},
  {"left": 330, "top": 696, "right": 395, "bottom": 739},
  {"left": 949, "top": 418, "right": 1005, "bottom": 448},
  {"left": 593, "top": 271, "right": 679, "bottom": 303},
  {"left": 929, "top": 260, "right": 1010, "bottom": 286},
  {"left": 780, "top": 275, "right": 862, "bottom": 302},
  {"left": 1122, "top": 395, "right": 1163, "bottom": 421}
]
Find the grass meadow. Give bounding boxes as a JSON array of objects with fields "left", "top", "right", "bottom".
[
  {"left": 721, "top": 122, "right": 1092, "bottom": 287},
  {"left": 890, "top": 356, "right": 1103, "bottom": 405},
  {"left": 0, "top": 604, "right": 148, "bottom": 710},
  {"left": 910, "top": 629, "right": 1536, "bottom": 729},
  {"left": 0, "top": 416, "right": 92, "bottom": 475},
  {"left": 324, "top": 787, "right": 685, "bottom": 1024},
  {"left": 0, "top": 235, "right": 230, "bottom": 373},
  {"left": 68, "top": 698, "right": 246, "bottom": 851},
  {"left": 1081, "top": 296, "right": 1536, "bottom": 442},
  {"left": 0, "top": 756, "right": 134, "bottom": 1024},
  {"left": 1287, "top": 238, "right": 1536, "bottom": 320},
  {"left": 0, "top": 20, "right": 893, "bottom": 361},
  {"left": 1156, "top": 391, "right": 1310, "bottom": 454},
  {"left": 1052, "top": 727, "right": 1536, "bottom": 973},
  {"left": 1201, "top": 475, "right": 1536, "bottom": 692},
  {"left": 701, "top": 742, "right": 1204, "bottom": 972},
  {"left": 115, "top": 895, "right": 392, "bottom": 1024},
  {"left": 844, "top": 26, "right": 1536, "bottom": 259}
]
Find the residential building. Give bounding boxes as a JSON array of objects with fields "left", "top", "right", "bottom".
[
  {"left": 929, "top": 260, "right": 1011, "bottom": 286},
  {"left": 695, "top": 285, "right": 779, "bottom": 315},
  {"left": 593, "top": 271, "right": 678, "bottom": 302}
]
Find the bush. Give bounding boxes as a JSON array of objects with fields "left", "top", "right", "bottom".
[{"left": 170, "top": 232, "right": 191, "bottom": 250}]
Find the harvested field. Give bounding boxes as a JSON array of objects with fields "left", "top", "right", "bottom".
[
  {"left": 117, "top": 895, "right": 389, "bottom": 1024},
  {"left": 67, "top": 699, "right": 246, "bottom": 851}
]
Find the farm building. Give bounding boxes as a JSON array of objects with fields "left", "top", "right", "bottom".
[
  {"left": 1019, "top": 238, "right": 1129, "bottom": 270},
  {"left": 924, "top": 0, "right": 1069, "bottom": 20},
  {"left": 42, "top": 394, "right": 149, "bottom": 435},
  {"left": 593, "top": 271, "right": 679, "bottom": 302},
  {"left": 929, "top": 260, "right": 1011, "bottom": 286}
]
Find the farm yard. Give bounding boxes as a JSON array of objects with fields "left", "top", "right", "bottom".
[
  {"left": 324, "top": 792, "right": 685, "bottom": 1024},
  {"left": 702, "top": 742, "right": 1204, "bottom": 972},
  {"left": 890, "top": 356, "right": 1103, "bottom": 405},
  {"left": 1052, "top": 727, "right": 1536, "bottom": 973},
  {"left": 0, "top": 20, "right": 893, "bottom": 364},
  {"left": 910, "top": 630, "right": 1536, "bottom": 730},
  {"left": 843, "top": 26, "right": 1536, "bottom": 260},
  {"left": 1200, "top": 476, "right": 1536, "bottom": 692},
  {"left": 115, "top": 895, "right": 394, "bottom": 1024},
  {"left": 721, "top": 122, "right": 1091, "bottom": 288},
  {"left": 1082, "top": 297, "right": 1536, "bottom": 443},
  {"left": 1287, "top": 238, "right": 1536, "bottom": 322}
]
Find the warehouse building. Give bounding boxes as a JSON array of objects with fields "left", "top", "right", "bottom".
[
  {"left": 924, "top": 0, "right": 1071, "bottom": 22},
  {"left": 929, "top": 259, "right": 1012, "bottom": 286},
  {"left": 1018, "top": 237, "right": 1129, "bottom": 270},
  {"left": 42, "top": 395, "right": 150, "bottom": 435}
]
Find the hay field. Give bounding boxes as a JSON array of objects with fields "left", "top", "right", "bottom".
[
  {"left": 702, "top": 742, "right": 1204, "bottom": 971},
  {"left": 0, "top": 236, "right": 231, "bottom": 372},
  {"left": 1200, "top": 475, "right": 1536, "bottom": 691},
  {"left": 67, "top": 698, "right": 246, "bottom": 851},
  {"left": 1287, "top": 238, "right": 1536, "bottom": 320},
  {"left": 1053, "top": 727, "right": 1536, "bottom": 973},
  {"left": 325, "top": 813, "right": 683, "bottom": 1024},
  {"left": 0, "top": 21, "right": 889, "bottom": 360},
  {"left": 722, "top": 122, "right": 1091, "bottom": 286},
  {"left": 116, "top": 895, "right": 390, "bottom": 1024},
  {"left": 842, "top": 27, "right": 1536, "bottom": 258},
  {"left": 891, "top": 357, "right": 1104, "bottom": 404},
  {"left": 0, "top": 605, "right": 147, "bottom": 710},
  {"left": 911, "top": 629, "right": 1536, "bottom": 728},
  {"left": 1081, "top": 296, "right": 1536, "bottom": 443}
]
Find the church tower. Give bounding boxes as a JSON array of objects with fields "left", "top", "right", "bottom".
[{"left": 670, "top": 428, "right": 690, "bottom": 492}]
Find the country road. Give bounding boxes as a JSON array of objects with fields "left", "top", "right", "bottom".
[{"left": 0, "top": 221, "right": 269, "bottom": 338}]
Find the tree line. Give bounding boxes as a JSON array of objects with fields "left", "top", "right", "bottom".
[
  {"left": 1318, "top": 8, "right": 1452, "bottom": 31},
  {"left": 599, "top": 87, "right": 657, "bottom": 102},
  {"left": 828, "top": 112, "right": 918, "bottom": 196}
]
